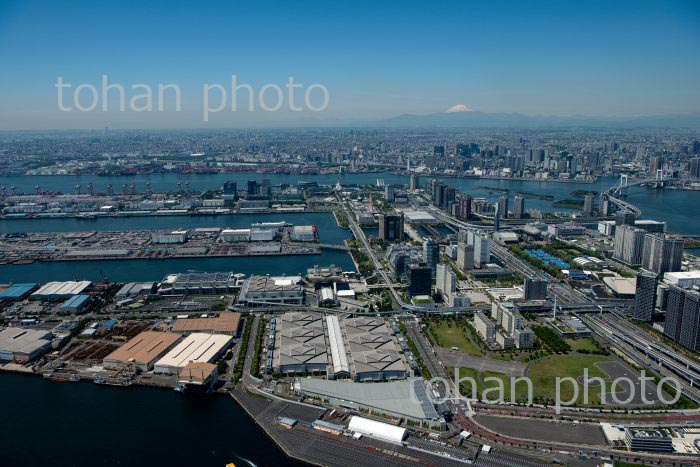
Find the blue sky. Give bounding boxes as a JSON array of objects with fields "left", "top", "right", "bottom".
[{"left": 0, "top": 0, "right": 698, "bottom": 129}]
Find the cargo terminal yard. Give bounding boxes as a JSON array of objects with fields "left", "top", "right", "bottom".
[{"left": 0, "top": 222, "right": 323, "bottom": 263}]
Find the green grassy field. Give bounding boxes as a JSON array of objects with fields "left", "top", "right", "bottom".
[
  {"left": 431, "top": 323, "right": 482, "bottom": 356},
  {"left": 453, "top": 368, "right": 531, "bottom": 403},
  {"left": 527, "top": 355, "right": 614, "bottom": 404},
  {"left": 566, "top": 338, "right": 600, "bottom": 353}
]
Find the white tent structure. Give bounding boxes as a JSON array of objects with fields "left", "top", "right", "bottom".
[{"left": 347, "top": 416, "right": 407, "bottom": 444}]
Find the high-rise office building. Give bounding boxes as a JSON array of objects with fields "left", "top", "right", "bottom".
[
  {"left": 493, "top": 202, "right": 500, "bottom": 232},
  {"left": 456, "top": 243, "right": 474, "bottom": 270},
  {"left": 261, "top": 179, "right": 271, "bottom": 197},
  {"left": 689, "top": 158, "right": 700, "bottom": 178},
  {"left": 378, "top": 213, "right": 404, "bottom": 242},
  {"left": 600, "top": 194, "right": 610, "bottom": 216},
  {"left": 613, "top": 225, "right": 646, "bottom": 266},
  {"left": 223, "top": 180, "right": 237, "bottom": 195},
  {"left": 664, "top": 285, "right": 700, "bottom": 351},
  {"left": 423, "top": 239, "right": 439, "bottom": 278},
  {"left": 409, "top": 174, "right": 420, "bottom": 190},
  {"left": 384, "top": 185, "right": 395, "bottom": 202},
  {"left": 642, "top": 234, "right": 684, "bottom": 274},
  {"left": 457, "top": 195, "right": 472, "bottom": 221},
  {"left": 649, "top": 155, "right": 663, "bottom": 174},
  {"left": 583, "top": 194, "right": 595, "bottom": 217},
  {"left": 498, "top": 196, "right": 509, "bottom": 219},
  {"left": 436, "top": 263, "right": 456, "bottom": 295},
  {"left": 247, "top": 180, "right": 259, "bottom": 196},
  {"left": 431, "top": 181, "right": 446, "bottom": 207},
  {"left": 615, "top": 212, "right": 637, "bottom": 226},
  {"left": 633, "top": 270, "right": 658, "bottom": 322},
  {"left": 523, "top": 278, "right": 547, "bottom": 301},
  {"left": 408, "top": 264, "right": 432, "bottom": 297},
  {"left": 468, "top": 232, "right": 491, "bottom": 268},
  {"left": 444, "top": 187, "right": 456, "bottom": 210},
  {"left": 513, "top": 195, "right": 525, "bottom": 219}
]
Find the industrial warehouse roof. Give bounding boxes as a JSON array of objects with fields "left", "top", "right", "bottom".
[
  {"left": 298, "top": 378, "right": 440, "bottom": 421},
  {"left": 348, "top": 416, "right": 407, "bottom": 444},
  {"left": 244, "top": 275, "right": 303, "bottom": 292},
  {"left": 274, "top": 313, "right": 328, "bottom": 369},
  {"left": 103, "top": 331, "right": 181, "bottom": 365},
  {"left": 31, "top": 281, "right": 91, "bottom": 298},
  {"left": 60, "top": 294, "right": 89, "bottom": 309},
  {"left": 0, "top": 283, "right": 37, "bottom": 300},
  {"left": 402, "top": 210, "right": 437, "bottom": 223},
  {"left": 0, "top": 328, "right": 52, "bottom": 356},
  {"left": 116, "top": 282, "right": 155, "bottom": 297},
  {"left": 326, "top": 316, "right": 350, "bottom": 376},
  {"left": 155, "top": 333, "right": 232, "bottom": 370},
  {"left": 171, "top": 312, "right": 241, "bottom": 334},
  {"left": 603, "top": 276, "right": 636, "bottom": 296},
  {"left": 343, "top": 317, "right": 407, "bottom": 377},
  {"left": 178, "top": 361, "right": 217, "bottom": 384}
]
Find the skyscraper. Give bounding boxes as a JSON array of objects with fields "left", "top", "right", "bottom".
[
  {"left": 378, "top": 213, "right": 404, "bottom": 242},
  {"left": 493, "top": 202, "right": 500, "bottom": 232},
  {"left": 457, "top": 195, "right": 472, "bottom": 221},
  {"left": 642, "top": 234, "right": 684, "bottom": 274},
  {"left": 384, "top": 185, "right": 395, "bottom": 202},
  {"left": 613, "top": 225, "right": 646, "bottom": 266},
  {"left": 409, "top": 174, "right": 420, "bottom": 190},
  {"left": 498, "top": 196, "right": 509, "bottom": 219},
  {"left": 583, "top": 194, "right": 595, "bottom": 217},
  {"left": 513, "top": 195, "right": 525, "bottom": 219},
  {"left": 456, "top": 243, "right": 474, "bottom": 270},
  {"left": 468, "top": 232, "right": 491, "bottom": 268},
  {"left": 664, "top": 285, "right": 700, "bottom": 351},
  {"left": 633, "top": 270, "right": 658, "bottom": 322},
  {"left": 423, "top": 239, "right": 439, "bottom": 278},
  {"left": 247, "top": 180, "right": 259, "bottom": 196},
  {"left": 436, "top": 262, "right": 456, "bottom": 295}
]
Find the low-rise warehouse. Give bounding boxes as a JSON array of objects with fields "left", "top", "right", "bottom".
[
  {"left": 290, "top": 225, "right": 316, "bottom": 242},
  {"left": 0, "top": 328, "right": 53, "bottom": 361},
  {"left": 238, "top": 275, "right": 304, "bottom": 306},
  {"left": 159, "top": 272, "right": 238, "bottom": 295},
  {"left": 103, "top": 331, "right": 181, "bottom": 371},
  {"left": 31, "top": 281, "right": 91, "bottom": 299},
  {"left": 60, "top": 294, "right": 90, "bottom": 313},
  {"left": 0, "top": 283, "right": 38, "bottom": 301},
  {"left": 154, "top": 333, "right": 232, "bottom": 375},
  {"left": 177, "top": 361, "right": 218, "bottom": 388},
  {"left": 116, "top": 282, "right": 155, "bottom": 297},
  {"left": 171, "top": 312, "right": 242, "bottom": 337}
]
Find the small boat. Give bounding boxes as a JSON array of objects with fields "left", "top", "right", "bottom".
[{"left": 43, "top": 371, "right": 80, "bottom": 382}]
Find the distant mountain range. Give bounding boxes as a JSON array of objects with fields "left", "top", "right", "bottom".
[{"left": 370, "top": 110, "right": 700, "bottom": 129}]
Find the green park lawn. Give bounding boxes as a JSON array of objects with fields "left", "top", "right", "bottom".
[
  {"left": 527, "top": 355, "right": 614, "bottom": 405},
  {"left": 431, "top": 322, "right": 482, "bottom": 356}
]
